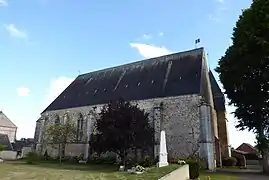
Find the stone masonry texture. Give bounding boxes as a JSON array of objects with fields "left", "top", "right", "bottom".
[{"left": 39, "top": 94, "right": 202, "bottom": 159}]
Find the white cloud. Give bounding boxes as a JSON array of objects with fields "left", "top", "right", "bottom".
[
  {"left": 130, "top": 43, "right": 171, "bottom": 59},
  {"left": 142, "top": 34, "right": 152, "bottom": 39},
  {"left": 4, "top": 24, "right": 27, "bottom": 39},
  {"left": 209, "top": 0, "right": 228, "bottom": 23},
  {"left": 43, "top": 77, "right": 75, "bottom": 108},
  {"left": 158, "top": 32, "right": 164, "bottom": 37},
  {"left": 208, "top": 15, "right": 220, "bottom": 23},
  {"left": 216, "top": 0, "right": 224, "bottom": 3},
  {"left": 0, "top": 0, "right": 8, "bottom": 6},
  {"left": 17, "top": 87, "right": 30, "bottom": 97}
]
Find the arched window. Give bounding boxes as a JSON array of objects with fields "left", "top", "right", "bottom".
[
  {"left": 64, "top": 113, "right": 70, "bottom": 124},
  {"left": 55, "top": 115, "right": 60, "bottom": 125},
  {"left": 76, "top": 113, "right": 84, "bottom": 141}
]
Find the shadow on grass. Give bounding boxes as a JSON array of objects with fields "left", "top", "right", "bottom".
[{"left": 9, "top": 161, "right": 119, "bottom": 172}]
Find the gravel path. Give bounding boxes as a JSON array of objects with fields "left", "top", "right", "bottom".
[{"left": 215, "top": 169, "right": 269, "bottom": 180}]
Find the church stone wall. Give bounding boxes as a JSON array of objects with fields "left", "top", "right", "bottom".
[
  {"left": 217, "top": 110, "right": 230, "bottom": 158},
  {"left": 40, "top": 94, "right": 202, "bottom": 159}
]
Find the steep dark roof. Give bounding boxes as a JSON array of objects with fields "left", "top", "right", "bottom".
[
  {"left": 0, "top": 134, "right": 13, "bottom": 151},
  {"left": 43, "top": 48, "right": 205, "bottom": 112},
  {"left": 209, "top": 70, "right": 225, "bottom": 111}
]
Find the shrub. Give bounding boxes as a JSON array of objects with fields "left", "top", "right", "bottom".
[
  {"left": 186, "top": 160, "right": 200, "bottom": 179},
  {"left": 138, "top": 157, "right": 154, "bottom": 167},
  {"left": 77, "top": 153, "right": 84, "bottom": 161},
  {"left": 222, "top": 157, "right": 237, "bottom": 167},
  {"left": 102, "top": 156, "right": 117, "bottom": 164},
  {"left": 0, "top": 144, "right": 6, "bottom": 152},
  {"left": 88, "top": 155, "right": 117, "bottom": 165},
  {"left": 178, "top": 160, "right": 186, "bottom": 165},
  {"left": 184, "top": 157, "right": 206, "bottom": 170},
  {"left": 62, "top": 156, "right": 79, "bottom": 164},
  {"left": 25, "top": 152, "right": 40, "bottom": 164}
]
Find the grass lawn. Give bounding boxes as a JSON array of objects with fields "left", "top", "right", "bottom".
[
  {"left": 0, "top": 162, "right": 179, "bottom": 180},
  {"left": 200, "top": 172, "right": 238, "bottom": 180}
]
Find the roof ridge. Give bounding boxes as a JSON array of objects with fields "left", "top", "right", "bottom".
[
  {"left": 244, "top": 142, "right": 256, "bottom": 149},
  {"left": 78, "top": 47, "right": 204, "bottom": 79}
]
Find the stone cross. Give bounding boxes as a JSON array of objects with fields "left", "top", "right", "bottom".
[{"left": 157, "top": 130, "right": 169, "bottom": 167}]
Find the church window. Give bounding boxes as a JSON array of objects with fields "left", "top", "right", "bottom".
[
  {"left": 54, "top": 115, "right": 60, "bottom": 125},
  {"left": 64, "top": 113, "right": 70, "bottom": 124},
  {"left": 76, "top": 113, "right": 84, "bottom": 141}
]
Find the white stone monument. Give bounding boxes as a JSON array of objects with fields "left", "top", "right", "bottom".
[{"left": 157, "top": 130, "right": 169, "bottom": 167}]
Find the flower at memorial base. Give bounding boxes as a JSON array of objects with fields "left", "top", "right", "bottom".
[
  {"left": 133, "top": 165, "right": 145, "bottom": 172},
  {"left": 178, "top": 160, "right": 186, "bottom": 165}
]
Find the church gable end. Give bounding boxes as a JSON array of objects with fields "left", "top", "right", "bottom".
[
  {"left": 43, "top": 48, "right": 205, "bottom": 112},
  {"left": 0, "top": 111, "right": 17, "bottom": 128}
]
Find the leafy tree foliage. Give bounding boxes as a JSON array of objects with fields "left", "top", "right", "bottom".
[
  {"left": 44, "top": 120, "right": 77, "bottom": 163},
  {"left": 89, "top": 99, "right": 154, "bottom": 166},
  {"left": 215, "top": 0, "right": 269, "bottom": 172}
]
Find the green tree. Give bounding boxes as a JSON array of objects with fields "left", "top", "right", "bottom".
[
  {"left": 44, "top": 120, "right": 77, "bottom": 163},
  {"left": 215, "top": 0, "right": 269, "bottom": 172},
  {"left": 89, "top": 99, "right": 154, "bottom": 167}
]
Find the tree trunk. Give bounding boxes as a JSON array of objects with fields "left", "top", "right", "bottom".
[
  {"left": 123, "top": 150, "right": 127, "bottom": 168},
  {"left": 59, "top": 144, "right": 62, "bottom": 163},
  {"left": 258, "top": 129, "right": 269, "bottom": 173},
  {"left": 119, "top": 150, "right": 127, "bottom": 170},
  {"left": 135, "top": 148, "right": 138, "bottom": 162},
  {"left": 62, "top": 144, "right": 65, "bottom": 160},
  {"left": 261, "top": 150, "right": 269, "bottom": 173}
]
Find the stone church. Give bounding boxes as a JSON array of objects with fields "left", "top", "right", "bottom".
[{"left": 36, "top": 47, "right": 230, "bottom": 170}]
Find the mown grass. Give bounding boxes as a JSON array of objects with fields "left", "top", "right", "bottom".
[
  {"left": 200, "top": 172, "right": 238, "bottom": 180},
  {"left": 0, "top": 162, "right": 179, "bottom": 180}
]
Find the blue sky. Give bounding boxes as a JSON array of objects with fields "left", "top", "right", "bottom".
[{"left": 0, "top": 0, "right": 255, "bottom": 147}]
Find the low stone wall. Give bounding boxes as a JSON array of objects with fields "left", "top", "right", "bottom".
[
  {"left": 0, "top": 151, "right": 17, "bottom": 160},
  {"left": 159, "top": 165, "right": 189, "bottom": 180}
]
